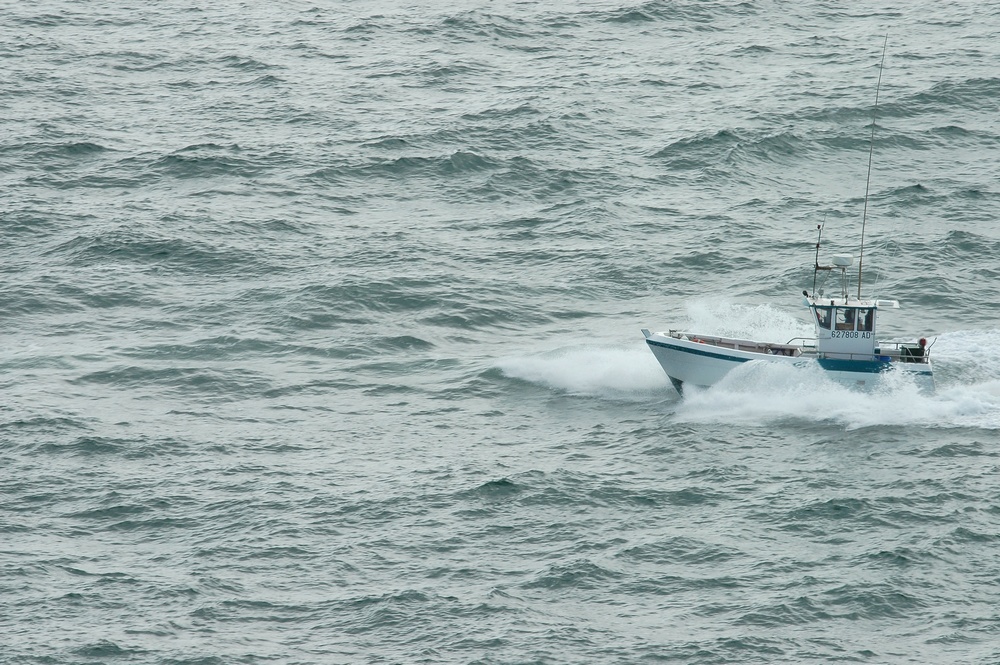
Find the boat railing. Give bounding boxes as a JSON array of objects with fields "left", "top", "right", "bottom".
[
  {"left": 817, "top": 351, "right": 888, "bottom": 361},
  {"left": 816, "top": 343, "right": 930, "bottom": 364},
  {"left": 669, "top": 331, "right": 803, "bottom": 356},
  {"left": 875, "top": 341, "right": 931, "bottom": 363}
]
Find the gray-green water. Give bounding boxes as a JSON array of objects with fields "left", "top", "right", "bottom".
[{"left": 3, "top": 1, "right": 1000, "bottom": 663}]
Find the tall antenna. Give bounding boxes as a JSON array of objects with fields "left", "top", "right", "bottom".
[
  {"left": 857, "top": 33, "right": 888, "bottom": 298},
  {"left": 812, "top": 216, "right": 826, "bottom": 297}
]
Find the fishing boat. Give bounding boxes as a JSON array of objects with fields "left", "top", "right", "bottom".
[
  {"left": 641, "top": 240, "right": 934, "bottom": 394},
  {"left": 642, "top": 41, "right": 935, "bottom": 394}
]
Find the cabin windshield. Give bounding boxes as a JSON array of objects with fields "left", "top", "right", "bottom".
[
  {"left": 857, "top": 308, "right": 874, "bottom": 332},
  {"left": 814, "top": 307, "right": 832, "bottom": 330},
  {"left": 835, "top": 308, "right": 856, "bottom": 331}
]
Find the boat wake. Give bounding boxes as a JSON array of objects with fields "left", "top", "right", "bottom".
[
  {"left": 675, "top": 359, "right": 1000, "bottom": 430},
  {"left": 496, "top": 345, "right": 670, "bottom": 401}
]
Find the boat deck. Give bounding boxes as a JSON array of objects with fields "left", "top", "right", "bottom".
[
  {"left": 666, "top": 331, "right": 804, "bottom": 357},
  {"left": 665, "top": 331, "right": 931, "bottom": 364}
]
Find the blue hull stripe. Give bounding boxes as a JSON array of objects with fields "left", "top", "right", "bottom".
[
  {"left": 646, "top": 338, "right": 933, "bottom": 376},
  {"left": 646, "top": 338, "right": 751, "bottom": 363},
  {"left": 817, "top": 357, "right": 932, "bottom": 376}
]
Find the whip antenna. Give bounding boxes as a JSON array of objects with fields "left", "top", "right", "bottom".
[{"left": 858, "top": 33, "right": 888, "bottom": 299}]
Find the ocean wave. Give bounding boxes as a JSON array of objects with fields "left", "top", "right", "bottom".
[
  {"left": 47, "top": 227, "right": 270, "bottom": 277},
  {"left": 599, "top": 0, "right": 743, "bottom": 27},
  {"left": 436, "top": 11, "right": 536, "bottom": 42},
  {"left": 149, "top": 146, "right": 262, "bottom": 179},
  {"left": 72, "top": 365, "right": 275, "bottom": 398},
  {"left": 908, "top": 76, "right": 1000, "bottom": 112}
]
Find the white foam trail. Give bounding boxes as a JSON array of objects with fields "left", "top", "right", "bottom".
[
  {"left": 497, "top": 345, "right": 670, "bottom": 400},
  {"left": 675, "top": 358, "right": 1000, "bottom": 430},
  {"left": 926, "top": 328, "right": 1000, "bottom": 385}
]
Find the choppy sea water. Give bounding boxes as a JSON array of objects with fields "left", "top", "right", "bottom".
[{"left": 3, "top": 1, "right": 1000, "bottom": 663}]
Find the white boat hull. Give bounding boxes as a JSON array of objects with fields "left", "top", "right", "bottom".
[{"left": 644, "top": 331, "right": 934, "bottom": 393}]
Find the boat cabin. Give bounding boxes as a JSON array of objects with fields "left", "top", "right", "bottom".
[
  {"left": 806, "top": 297, "right": 884, "bottom": 360},
  {"left": 803, "top": 248, "right": 924, "bottom": 363}
]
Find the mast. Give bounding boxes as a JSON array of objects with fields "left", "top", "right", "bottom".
[
  {"left": 812, "top": 222, "right": 823, "bottom": 297},
  {"left": 857, "top": 34, "right": 888, "bottom": 299}
]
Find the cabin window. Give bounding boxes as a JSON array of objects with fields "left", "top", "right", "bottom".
[
  {"left": 814, "top": 307, "right": 832, "bottom": 329},
  {"left": 835, "top": 308, "right": 856, "bottom": 330},
  {"left": 857, "top": 308, "right": 873, "bottom": 332}
]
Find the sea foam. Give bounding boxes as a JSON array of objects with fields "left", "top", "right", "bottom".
[{"left": 496, "top": 345, "right": 670, "bottom": 400}]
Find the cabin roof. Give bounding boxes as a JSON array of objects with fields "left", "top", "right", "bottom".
[{"left": 803, "top": 296, "right": 900, "bottom": 309}]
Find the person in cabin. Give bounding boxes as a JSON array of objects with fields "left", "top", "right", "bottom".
[
  {"left": 858, "top": 309, "right": 874, "bottom": 332},
  {"left": 836, "top": 308, "right": 855, "bottom": 330}
]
